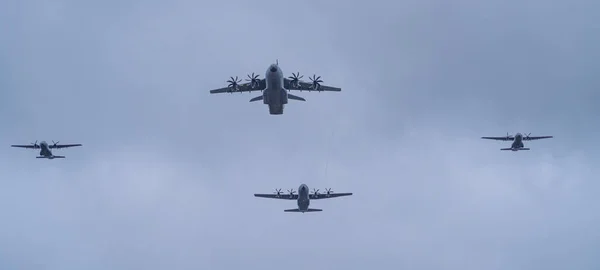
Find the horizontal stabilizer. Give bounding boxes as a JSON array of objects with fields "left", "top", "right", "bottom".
[
  {"left": 500, "top": 148, "right": 529, "bottom": 151},
  {"left": 287, "top": 94, "right": 305, "bottom": 101},
  {"left": 37, "top": 156, "right": 65, "bottom": 159},
  {"left": 249, "top": 96, "right": 263, "bottom": 102},
  {"left": 284, "top": 208, "right": 322, "bottom": 212}
]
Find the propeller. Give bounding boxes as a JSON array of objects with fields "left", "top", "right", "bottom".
[
  {"left": 325, "top": 188, "right": 334, "bottom": 195},
  {"left": 226, "top": 76, "right": 241, "bottom": 93},
  {"left": 288, "top": 72, "right": 303, "bottom": 89},
  {"left": 273, "top": 188, "right": 283, "bottom": 196},
  {"left": 246, "top": 73, "right": 260, "bottom": 90},
  {"left": 524, "top": 133, "right": 531, "bottom": 140},
  {"left": 309, "top": 74, "right": 323, "bottom": 91},
  {"left": 311, "top": 188, "right": 320, "bottom": 197},
  {"left": 52, "top": 140, "right": 59, "bottom": 148},
  {"left": 287, "top": 189, "right": 296, "bottom": 198},
  {"left": 31, "top": 140, "right": 39, "bottom": 148}
]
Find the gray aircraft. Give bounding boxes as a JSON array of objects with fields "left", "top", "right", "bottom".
[
  {"left": 254, "top": 184, "right": 352, "bottom": 213},
  {"left": 208, "top": 61, "right": 341, "bottom": 115},
  {"left": 11, "top": 140, "right": 82, "bottom": 159},
  {"left": 481, "top": 133, "right": 553, "bottom": 151}
]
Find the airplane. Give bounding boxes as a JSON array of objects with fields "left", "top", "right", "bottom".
[
  {"left": 254, "top": 184, "right": 352, "bottom": 213},
  {"left": 208, "top": 60, "right": 341, "bottom": 115},
  {"left": 481, "top": 133, "right": 553, "bottom": 151},
  {"left": 11, "top": 140, "right": 82, "bottom": 159}
]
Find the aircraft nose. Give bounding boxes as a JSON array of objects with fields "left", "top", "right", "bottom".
[{"left": 270, "top": 66, "right": 277, "bottom": 72}]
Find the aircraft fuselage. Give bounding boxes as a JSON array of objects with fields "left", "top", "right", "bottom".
[
  {"left": 510, "top": 133, "right": 525, "bottom": 150},
  {"left": 39, "top": 141, "right": 53, "bottom": 157},
  {"left": 263, "top": 64, "right": 288, "bottom": 115},
  {"left": 296, "top": 184, "right": 310, "bottom": 212}
]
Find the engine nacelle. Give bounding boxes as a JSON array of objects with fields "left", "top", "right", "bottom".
[{"left": 290, "top": 80, "right": 300, "bottom": 89}]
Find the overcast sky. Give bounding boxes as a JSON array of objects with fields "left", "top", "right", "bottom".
[{"left": 1, "top": 0, "right": 599, "bottom": 269}]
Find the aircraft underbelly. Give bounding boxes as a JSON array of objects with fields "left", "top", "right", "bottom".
[
  {"left": 298, "top": 197, "right": 309, "bottom": 209},
  {"left": 512, "top": 142, "right": 524, "bottom": 148},
  {"left": 264, "top": 87, "right": 287, "bottom": 104},
  {"left": 298, "top": 202, "right": 309, "bottom": 210},
  {"left": 265, "top": 88, "right": 286, "bottom": 115}
]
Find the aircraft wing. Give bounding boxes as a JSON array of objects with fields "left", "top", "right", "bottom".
[
  {"left": 254, "top": 194, "right": 298, "bottom": 200},
  {"left": 11, "top": 144, "right": 39, "bottom": 149},
  {"left": 284, "top": 78, "right": 341, "bottom": 92},
  {"left": 481, "top": 136, "right": 514, "bottom": 141},
  {"left": 49, "top": 143, "right": 82, "bottom": 149},
  {"left": 209, "top": 79, "right": 266, "bottom": 94},
  {"left": 523, "top": 135, "right": 553, "bottom": 141},
  {"left": 309, "top": 193, "right": 352, "bottom": 200}
]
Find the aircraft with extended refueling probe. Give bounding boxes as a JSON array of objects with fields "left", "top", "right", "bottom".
[
  {"left": 208, "top": 60, "right": 341, "bottom": 115},
  {"left": 481, "top": 133, "right": 553, "bottom": 151},
  {"left": 254, "top": 184, "right": 352, "bottom": 213},
  {"left": 11, "top": 140, "right": 82, "bottom": 159}
]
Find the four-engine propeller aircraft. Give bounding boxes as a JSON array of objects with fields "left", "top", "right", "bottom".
[
  {"left": 481, "top": 133, "right": 553, "bottom": 151},
  {"left": 11, "top": 140, "right": 82, "bottom": 159},
  {"left": 208, "top": 61, "right": 342, "bottom": 115},
  {"left": 254, "top": 184, "right": 352, "bottom": 213}
]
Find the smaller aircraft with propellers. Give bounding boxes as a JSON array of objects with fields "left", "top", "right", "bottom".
[
  {"left": 254, "top": 184, "right": 352, "bottom": 213},
  {"left": 208, "top": 60, "right": 341, "bottom": 115},
  {"left": 11, "top": 140, "right": 82, "bottom": 159},
  {"left": 481, "top": 132, "right": 553, "bottom": 151}
]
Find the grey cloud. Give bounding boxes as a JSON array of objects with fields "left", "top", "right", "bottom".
[{"left": 1, "top": 0, "right": 599, "bottom": 269}]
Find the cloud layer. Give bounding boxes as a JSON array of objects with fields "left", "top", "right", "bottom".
[{"left": 1, "top": 0, "right": 599, "bottom": 269}]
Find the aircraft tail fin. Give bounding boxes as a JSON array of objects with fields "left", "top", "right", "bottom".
[
  {"left": 249, "top": 96, "right": 263, "bottom": 102},
  {"left": 287, "top": 94, "right": 306, "bottom": 101},
  {"left": 284, "top": 208, "right": 322, "bottom": 212}
]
